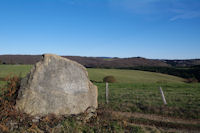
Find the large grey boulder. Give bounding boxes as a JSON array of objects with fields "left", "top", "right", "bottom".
[{"left": 15, "top": 54, "right": 98, "bottom": 116}]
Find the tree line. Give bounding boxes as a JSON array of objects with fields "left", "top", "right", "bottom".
[{"left": 119, "top": 66, "right": 200, "bottom": 83}]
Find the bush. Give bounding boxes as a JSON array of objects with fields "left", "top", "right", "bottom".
[
  {"left": 185, "top": 78, "right": 198, "bottom": 83},
  {"left": 103, "top": 76, "right": 116, "bottom": 83},
  {"left": 1, "top": 75, "right": 21, "bottom": 103}
]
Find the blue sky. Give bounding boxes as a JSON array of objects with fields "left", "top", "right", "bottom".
[{"left": 0, "top": 0, "right": 200, "bottom": 59}]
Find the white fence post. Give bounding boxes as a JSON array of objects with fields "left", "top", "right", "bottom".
[
  {"left": 159, "top": 86, "right": 167, "bottom": 105},
  {"left": 106, "top": 82, "right": 109, "bottom": 104}
]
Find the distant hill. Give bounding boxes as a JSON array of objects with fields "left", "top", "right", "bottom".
[
  {"left": 65, "top": 56, "right": 170, "bottom": 68},
  {"left": 0, "top": 55, "right": 200, "bottom": 68},
  {"left": 0, "top": 55, "right": 41, "bottom": 65},
  {"left": 162, "top": 59, "right": 200, "bottom": 67},
  {"left": 0, "top": 55, "right": 169, "bottom": 68}
]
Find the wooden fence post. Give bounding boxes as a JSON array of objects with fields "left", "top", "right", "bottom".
[
  {"left": 159, "top": 86, "right": 167, "bottom": 105},
  {"left": 106, "top": 82, "right": 109, "bottom": 104}
]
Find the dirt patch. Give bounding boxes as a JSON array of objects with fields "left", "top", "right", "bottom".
[
  {"left": 0, "top": 77, "right": 5, "bottom": 81},
  {"left": 110, "top": 111, "right": 200, "bottom": 125},
  {"left": 128, "top": 122, "right": 200, "bottom": 133},
  {"left": 97, "top": 108, "right": 200, "bottom": 132}
]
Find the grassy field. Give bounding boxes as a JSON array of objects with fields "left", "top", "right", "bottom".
[
  {"left": 88, "top": 68, "right": 185, "bottom": 83},
  {"left": 0, "top": 65, "right": 199, "bottom": 118},
  {"left": 0, "top": 65, "right": 185, "bottom": 83},
  {"left": 0, "top": 65, "right": 32, "bottom": 88},
  {"left": 87, "top": 69, "right": 200, "bottom": 119},
  {"left": 0, "top": 65, "right": 200, "bottom": 132},
  {"left": 97, "top": 82, "right": 200, "bottom": 119},
  {"left": 0, "top": 65, "right": 32, "bottom": 78}
]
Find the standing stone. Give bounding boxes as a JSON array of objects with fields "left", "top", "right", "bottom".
[{"left": 15, "top": 54, "right": 98, "bottom": 116}]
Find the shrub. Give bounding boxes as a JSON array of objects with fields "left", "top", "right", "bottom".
[
  {"left": 1, "top": 75, "right": 21, "bottom": 103},
  {"left": 103, "top": 76, "right": 116, "bottom": 83},
  {"left": 184, "top": 78, "right": 198, "bottom": 83}
]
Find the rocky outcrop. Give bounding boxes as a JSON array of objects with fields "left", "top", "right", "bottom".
[{"left": 15, "top": 54, "right": 98, "bottom": 116}]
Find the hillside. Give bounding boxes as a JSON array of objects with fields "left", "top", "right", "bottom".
[
  {"left": 1, "top": 55, "right": 200, "bottom": 68},
  {"left": 0, "top": 65, "right": 184, "bottom": 85},
  {"left": 163, "top": 59, "right": 200, "bottom": 67},
  {"left": 0, "top": 54, "right": 169, "bottom": 67},
  {"left": 88, "top": 68, "right": 184, "bottom": 84}
]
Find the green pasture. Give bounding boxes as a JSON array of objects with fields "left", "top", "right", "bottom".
[
  {"left": 0, "top": 65, "right": 32, "bottom": 88},
  {"left": 0, "top": 65, "right": 200, "bottom": 119},
  {"left": 88, "top": 68, "right": 185, "bottom": 84},
  {"left": 0, "top": 65, "right": 32, "bottom": 78},
  {"left": 97, "top": 82, "right": 200, "bottom": 119},
  {"left": 0, "top": 65, "right": 185, "bottom": 84}
]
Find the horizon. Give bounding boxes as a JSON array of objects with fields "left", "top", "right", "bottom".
[
  {"left": 0, "top": 54, "right": 200, "bottom": 60},
  {"left": 1, "top": 0, "right": 200, "bottom": 59}
]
